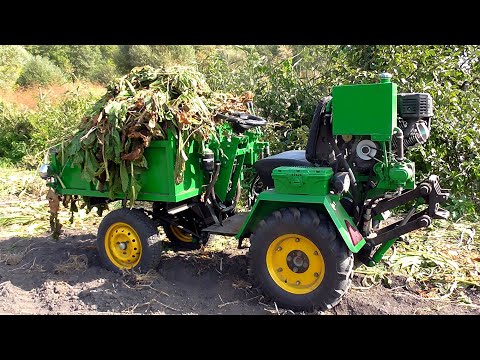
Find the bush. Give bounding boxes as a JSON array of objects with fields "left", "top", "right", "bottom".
[
  {"left": 0, "top": 100, "right": 34, "bottom": 162},
  {"left": 339, "top": 45, "right": 480, "bottom": 216},
  {"left": 23, "top": 90, "right": 100, "bottom": 166},
  {"left": 17, "top": 55, "right": 67, "bottom": 87},
  {"left": 0, "top": 45, "right": 31, "bottom": 89},
  {"left": 88, "top": 60, "right": 119, "bottom": 85},
  {"left": 199, "top": 45, "right": 480, "bottom": 216},
  {"left": 199, "top": 46, "right": 327, "bottom": 153},
  {"left": 24, "top": 45, "right": 74, "bottom": 78},
  {"left": 25, "top": 45, "right": 127, "bottom": 83},
  {"left": 129, "top": 45, "right": 196, "bottom": 68},
  {"left": 0, "top": 91, "right": 99, "bottom": 167},
  {"left": 2, "top": 45, "right": 479, "bottom": 217}
]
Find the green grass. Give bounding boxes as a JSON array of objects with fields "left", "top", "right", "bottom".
[
  {"left": 355, "top": 219, "right": 480, "bottom": 305},
  {"left": 0, "top": 166, "right": 102, "bottom": 239}
]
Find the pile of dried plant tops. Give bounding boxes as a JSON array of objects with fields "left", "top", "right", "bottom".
[{"left": 57, "top": 66, "right": 252, "bottom": 204}]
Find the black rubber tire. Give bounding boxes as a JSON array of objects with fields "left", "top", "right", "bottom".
[
  {"left": 97, "top": 208, "right": 163, "bottom": 273},
  {"left": 249, "top": 207, "right": 353, "bottom": 312}
]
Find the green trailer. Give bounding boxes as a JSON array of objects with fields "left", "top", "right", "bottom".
[{"left": 40, "top": 73, "right": 450, "bottom": 311}]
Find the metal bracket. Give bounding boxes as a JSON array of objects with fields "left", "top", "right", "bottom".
[
  {"left": 358, "top": 174, "right": 450, "bottom": 261},
  {"left": 372, "top": 174, "right": 449, "bottom": 220}
]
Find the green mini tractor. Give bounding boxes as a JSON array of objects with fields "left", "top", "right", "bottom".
[{"left": 40, "top": 73, "right": 450, "bottom": 311}]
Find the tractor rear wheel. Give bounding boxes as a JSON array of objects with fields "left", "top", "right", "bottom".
[
  {"left": 97, "top": 208, "right": 163, "bottom": 273},
  {"left": 249, "top": 207, "right": 353, "bottom": 312}
]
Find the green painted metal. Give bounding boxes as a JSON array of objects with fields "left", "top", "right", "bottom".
[
  {"left": 48, "top": 74, "right": 428, "bottom": 269},
  {"left": 53, "top": 132, "right": 204, "bottom": 202},
  {"left": 236, "top": 190, "right": 366, "bottom": 253},
  {"left": 322, "top": 195, "right": 366, "bottom": 253},
  {"left": 332, "top": 81, "right": 397, "bottom": 141},
  {"left": 205, "top": 123, "right": 266, "bottom": 202},
  {"left": 244, "top": 129, "right": 268, "bottom": 166},
  {"left": 369, "top": 159, "right": 415, "bottom": 197},
  {"left": 226, "top": 150, "right": 246, "bottom": 201},
  {"left": 214, "top": 135, "right": 242, "bottom": 201},
  {"left": 388, "top": 161, "right": 415, "bottom": 185},
  {"left": 143, "top": 135, "right": 204, "bottom": 201},
  {"left": 51, "top": 123, "right": 265, "bottom": 204},
  {"left": 271, "top": 166, "right": 333, "bottom": 196},
  {"left": 369, "top": 238, "right": 397, "bottom": 266}
]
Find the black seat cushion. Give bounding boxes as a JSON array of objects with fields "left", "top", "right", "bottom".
[{"left": 253, "top": 150, "right": 313, "bottom": 188}]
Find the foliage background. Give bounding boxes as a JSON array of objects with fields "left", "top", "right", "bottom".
[{"left": 0, "top": 45, "right": 478, "bottom": 219}]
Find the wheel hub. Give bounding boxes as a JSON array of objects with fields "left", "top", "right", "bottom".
[
  {"left": 266, "top": 234, "right": 325, "bottom": 295},
  {"left": 105, "top": 222, "right": 142, "bottom": 269},
  {"left": 286, "top": 250, "right": 309, "bottom": 273}
]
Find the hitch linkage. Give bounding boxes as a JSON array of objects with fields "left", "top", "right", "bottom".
[{"left": 358, "top": 175, "right": 450, "bottom": 265}]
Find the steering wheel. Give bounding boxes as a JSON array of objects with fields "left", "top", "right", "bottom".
[{"left": 215, "top": 112, "right": 267, "bottom": 133}]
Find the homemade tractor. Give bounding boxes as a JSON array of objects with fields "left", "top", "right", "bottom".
[{"left": 40, "top": 73, "right": 450, "bottom": 311}]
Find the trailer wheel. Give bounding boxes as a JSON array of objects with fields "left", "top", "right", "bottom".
[
  {"left": 164, "top": 225, "right": 201, "bottom": 250},
  {"left": 97, "top": 208, "right": 162, "bottom": 273},
  {"left": 249, "top": 207, "right": 353, "bottom": 312}
]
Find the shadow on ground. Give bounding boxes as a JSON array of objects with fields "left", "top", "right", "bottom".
[
  {"left": 0, "top": 230, "right": 269, "bottom": 314},
  {"left": 0, "top": 230, "right": 478, "bottom": 315}
]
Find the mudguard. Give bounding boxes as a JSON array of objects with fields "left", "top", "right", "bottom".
[{"left": 236, "top": 189, "right": 366, "bottom": 253}]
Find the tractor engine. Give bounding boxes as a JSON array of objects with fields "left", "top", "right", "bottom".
[
  {"left": 302, "top": 72, "right": 449, "bottom": 265},
  {"left": 395, "top": 93, "right": 433, "bottom": 148},
  {"left": 305, "top": 73, "right": 438, "bottom": 195},
  {"left": 341, "top": 92, "right": 433, "bottom": 176}
]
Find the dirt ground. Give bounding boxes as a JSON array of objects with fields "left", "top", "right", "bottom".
[{"left": 1, "top": 225, "right": 479, "bottom": 315}]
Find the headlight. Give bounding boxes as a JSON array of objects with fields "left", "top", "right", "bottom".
[{"left": 39, "top": 164, "right": 51, "bottom": 179}]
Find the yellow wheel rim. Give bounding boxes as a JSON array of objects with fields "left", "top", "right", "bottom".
[
  {"left": 170, "top": 225, "right": 193, "bottom": 243},
  {"left": 105, "top": 222, "right": 142, "bottom": 269},
  {"left": 266, "top": 233, "right": 325, "bottom": 295}
]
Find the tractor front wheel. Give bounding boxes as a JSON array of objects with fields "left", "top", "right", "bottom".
[
  {"left": 97, "top": 208, "right": 163, "bottom": 273},
  {"left": 249, "top": 207, "right": 353, "bottom": 312}
]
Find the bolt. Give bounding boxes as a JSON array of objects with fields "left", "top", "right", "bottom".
[
  {"left": 419, "top": 185, "right": 431, "bottom": 195},
  {"left": 293, "top": 267, "right": 298, "bottom": 273},
  {"left": 314, "top": 272, "right": 319, "bottom": 278},
  {"left": 313, "top": 251, "right": 318, "bottom": 256},
  {"left": 287, "top": 256, "right": 292, "bottom": 262},
  {"left": 277, "top": 268, "right": 283, "bottom": 272},
  {"left": 277, "top": 247, "right": 282, "bottom": 251},
  {"left": 296, "top": 281, "right": 301, "bottom": 285},
  {"left": 295, "top": 238, "right": 300, "bottom": 242},
  {"left": 419, "top": 216, "right": 431, "bottom": 227}
]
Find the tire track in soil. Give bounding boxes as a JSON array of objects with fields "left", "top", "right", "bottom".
[{"left": 0, "top": 229, "right": 478, "bottom": 315}]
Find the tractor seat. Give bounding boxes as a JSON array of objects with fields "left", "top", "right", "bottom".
[{"left": 253, "top": 150, "right": 313, "bottom": 188}]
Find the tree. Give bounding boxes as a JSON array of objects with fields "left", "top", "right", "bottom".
[
  {"left": 0, "top": 45, "right": 31, "bottom": 89},
  {"left": 128, "top": 45, "right": 196, "bottom": 68},
  {"left": 25, "top": 45, "right": 74, "bottom": 78}
]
